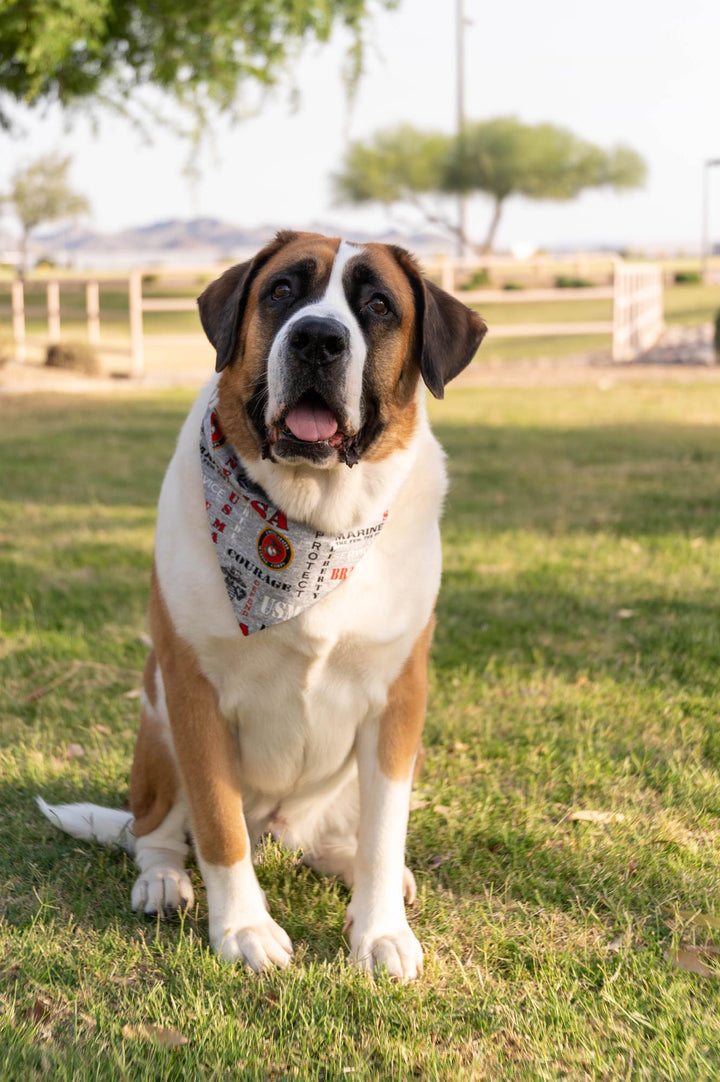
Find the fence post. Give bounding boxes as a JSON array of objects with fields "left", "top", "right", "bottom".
[
  {"left": 47, "top": 281, "right": 61, "bottom": 342},
  {"left": 440, "top": 260, "right": 455, "bottom": 294},
  {"left": 612, "top": 261, "right": 624, "bottom": 361},
  {"left": 612, "top": 261, "right": 663, "bottom": 361},
  {"left": 128, "top": 270, "right": 144, "bottom": 378},
  {"left": 86, "top": 281, "right": 100, "bottom": 345},
  {"left": 11, "top": 279, "right": 26, "bottom": 363}
]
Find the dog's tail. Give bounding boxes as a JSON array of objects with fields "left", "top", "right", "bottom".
[{"left": 36, "top": 797, "right": 136, "bottom": 855}]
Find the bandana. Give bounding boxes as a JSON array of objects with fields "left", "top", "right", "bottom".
[{"left": 200, "top": 394, "right": 388, "bottom": 636}]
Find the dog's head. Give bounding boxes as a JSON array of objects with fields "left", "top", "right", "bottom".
[{"left": 198, "top": 231, "right": 486, "bottom": 469}]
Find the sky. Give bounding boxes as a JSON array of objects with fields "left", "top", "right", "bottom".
[{"left": 1, "top": 0, "right": 720, "bottom": 252}]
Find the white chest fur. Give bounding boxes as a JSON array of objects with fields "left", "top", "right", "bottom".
[{"left": 154, "top": 377, "right": 446, "bottom": 804}]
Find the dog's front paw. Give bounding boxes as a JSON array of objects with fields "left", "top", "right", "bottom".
[
  {"left": 131, "top": 866, "right": 194, "bottom": 917},
  {"left": 347, "top": 919, "right": 423, "bottom": 982},
  {"left": 211, "top": 915, "right": 294, "bottom": 971}
]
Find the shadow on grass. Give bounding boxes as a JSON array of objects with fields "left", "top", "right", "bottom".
[
  {"left": 436, "top": 572, "right": 720, "bottom": 693},
  {"left": 0, "top": 395, "right": 189, "bottom": 508},
  {"left": 2, "top": 772, "right": 350, "bottom": 964},
  {"left": 434, "top": 419, "right": 720, "bottom": 540},
  {"left": 0, "top": 395, "right": 718, "bottom": 535}
]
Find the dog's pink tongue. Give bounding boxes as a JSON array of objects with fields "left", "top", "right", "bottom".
[{"left": 285, "top": 400, "right": 338, "bottom": 442}]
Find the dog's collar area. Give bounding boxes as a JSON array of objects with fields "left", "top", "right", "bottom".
[{"left": 201, "top": 393, "right": 387, "bottom": 635}]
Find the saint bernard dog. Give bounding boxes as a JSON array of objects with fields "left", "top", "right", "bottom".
[{"left": 38, "top": 231, "right": 486, "bottom": 981}]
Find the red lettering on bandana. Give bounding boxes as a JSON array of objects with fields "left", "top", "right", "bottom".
[{"left": 268, "top": 509, "right": 288, "bottom": 530}]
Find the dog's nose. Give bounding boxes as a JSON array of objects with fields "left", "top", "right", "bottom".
[{"left": 288, "top": 316, "right": 349, "bottom": 366}]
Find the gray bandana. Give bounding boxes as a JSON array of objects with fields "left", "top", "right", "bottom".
[{"left": 200, "top": 394, "right": 388, "bottom": 636}]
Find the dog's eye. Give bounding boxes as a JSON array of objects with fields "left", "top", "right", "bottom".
[
  {"left": 367, "top": 294, "right": 389, "bottom": 315},
  {"left": 271, "top": 280, "right": 293, "bottom": 301}
]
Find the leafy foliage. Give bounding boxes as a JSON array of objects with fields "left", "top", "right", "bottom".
[
  {"left": 1, "top": 153, "right": 89, "bottom": 274},
  {"left": 0, "top": 0, "right": 395, "bottom": 129},
  {"left": 334, "top": 124, "right": 451, "bottom": 205},
  {"left": 335, "top": 116, "right": 646, "bottom": 252},
  {"left": 446, "top": 118, "right": 645, "bottom": 202}
]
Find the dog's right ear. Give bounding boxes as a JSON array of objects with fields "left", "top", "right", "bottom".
[
  {"left": 389, "top": 245, "right": 487, "bottom": 399},
  {"left": 197, "top": 231, "right": 298, "bottom": 372},
  {"left": 197, "top": 261, "right": 253, "bottom": 373}
]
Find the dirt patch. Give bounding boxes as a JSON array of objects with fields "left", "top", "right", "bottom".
[{"left": 1, "top": 352, "right": 718, "bottom": 398}]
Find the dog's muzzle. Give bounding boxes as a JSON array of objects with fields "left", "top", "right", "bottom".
[{"left": 264, "top": 315, "right": 362, "bottom": 468}]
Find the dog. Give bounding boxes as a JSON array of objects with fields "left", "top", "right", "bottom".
[{"left": 38, "top": 231, "right": 486, "bottom": 981}]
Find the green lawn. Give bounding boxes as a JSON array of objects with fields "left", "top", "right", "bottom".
[{"left": 1, "top": 384, "right": 720, "bottom": 1080}]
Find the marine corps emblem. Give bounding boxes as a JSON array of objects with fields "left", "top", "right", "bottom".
[{"left": 257, "top": 527, "right": 293, "bottom": 570}]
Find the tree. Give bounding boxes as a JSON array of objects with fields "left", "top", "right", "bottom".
[
  {"left": 334, "top": 117, "right": 647, "bottom": 253},
  {"left": 335, "top": 124, "right": 451, "bottom": 205},
  {"left": 0, "top": 1, "right": 396, "bottom": 133},
  {"left": 2, "top": 153, "right": 90, "bottom": 275}
]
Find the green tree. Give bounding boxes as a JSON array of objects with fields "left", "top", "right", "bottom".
[
  {"left": 335, "top": 117, "right": 647, "bottom": 253},
  {"left": 0, "top": 1, "right": 395, "bottom": 132},
  {"left": 2, "top": 153, "right": 90, "bottom": 275}
]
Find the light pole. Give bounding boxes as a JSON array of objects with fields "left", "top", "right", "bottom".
[
  {"left": 701, "top": 158, "right": 720, "bottom": 281},
  {"left": 456, "top": 0, "right": 468, "bottom": 257}
]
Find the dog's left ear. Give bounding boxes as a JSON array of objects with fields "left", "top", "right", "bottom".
[
  {"left": 391, "top": 246, "right": 487, "bottom": 398},
  {"left": 198, "top": 231, "right": 298, "bottom": 372}
]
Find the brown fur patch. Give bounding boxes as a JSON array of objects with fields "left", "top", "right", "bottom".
[
  {"left": 378, "top": 616, "right": 436, "bottom": 781},
  {"left": 141, "top": 649, "right": 157, "bottom": 710},
  {"left": 346, "top": 243, "right": 424, "bottom": 465},
  {"left": 129, "top": 698, "right": 178, "bottom": 838},
  {"left": 146, "top": 564, "right": 248, "bottom": 866}
]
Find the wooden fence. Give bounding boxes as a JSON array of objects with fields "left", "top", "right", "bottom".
[
  {"left": 2, "top": 257, "right": 664, "bottom": 374},
  {"left": 8, "top": 279, "right": 101, "bottom": 365},
  {"left": 611, "top": 263, "right": 664, "bottom": 361}
]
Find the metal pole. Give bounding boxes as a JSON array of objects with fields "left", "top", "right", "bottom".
[
  {"left": 456, "top": 0, "right": 467, "bottom": 258},
  {"left": 702, "top": 159, "right": 720, "bottom": 283},
  {"left": 702, "top": 161, "right": 709, "bottom": 281}
]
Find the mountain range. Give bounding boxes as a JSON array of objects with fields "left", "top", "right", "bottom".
[{"left": 0, "top": 217, "right": 457, "bottom": 265}]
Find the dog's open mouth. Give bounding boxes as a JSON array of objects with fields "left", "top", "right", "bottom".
[
  {"left": 282, "top": 391, "right": 345, "bottom": 446},
  {"left": 265, "top": 391, "right": 360, "bottom": 466}
]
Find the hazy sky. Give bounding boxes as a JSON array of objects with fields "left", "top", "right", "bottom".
[{"left": 2, "top": 0, "right": 719, "bottom": 250}]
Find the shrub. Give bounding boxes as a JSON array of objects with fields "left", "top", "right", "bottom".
[
  {"left": 503, "top": 281, "right": 524, "bottom": 291},
  {"left": 460, "top": 268, "right": 491, "bottom": 290},
  {"left": 45, "top": 341, "right": 101, "bottom": 376},
  {"left": 674, "top": 270, "right": 702, "bottom": 285},
  {"left": 555, "top": 275, "right": 594, "bottom": 289}
]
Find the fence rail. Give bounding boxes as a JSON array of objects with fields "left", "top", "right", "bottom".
[{"left": 1, "top": 257, "right": 664, "bottom": 374}]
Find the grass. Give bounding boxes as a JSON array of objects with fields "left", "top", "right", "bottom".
[
  {"left": 1, "top": 382, "right": 720, "bottom": 1079},
  {"left": 478, "top": 333, "right": 611, "bottom": 363}
]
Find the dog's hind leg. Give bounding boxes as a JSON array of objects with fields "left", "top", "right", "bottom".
[
  {"left": 129, "top": 651, "right": 195, "bottom": 917},
  {"left": 297, "top": 777, "right": 417, "bottom": 904}
]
